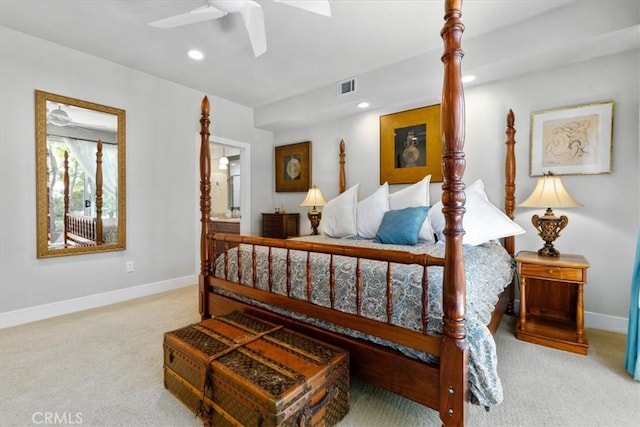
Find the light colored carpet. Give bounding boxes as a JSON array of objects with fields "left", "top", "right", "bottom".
[{"left": 1, "top": 285, "right": 638, "bottom": 426}]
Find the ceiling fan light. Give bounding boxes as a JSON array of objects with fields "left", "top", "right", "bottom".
[
  {"left": 48, "top": 107, "right": 72, "bottom": 126},
  {"left": 219, "top": 156, "right": 229, "bottom": 169},
  {"left": 187, "top": 49, "right": 204, "bottom": 60}
]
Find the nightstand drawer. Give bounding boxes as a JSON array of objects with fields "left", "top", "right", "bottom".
[
  {"left": 520, "top": 263, "right": 585, "bottom": 282},
  {"left": 210, "top": 221, "right": 240, "bottom": 234}
]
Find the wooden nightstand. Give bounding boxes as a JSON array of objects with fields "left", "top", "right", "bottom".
[
  {"left": 261, "top": 213, "right": 299, "bottom": 238},
  {"left": 209, "top": 219, "right": 240, "bottom": 254},
  {"left": 515, "top": 251, "right": 590, "bottom": 355}
]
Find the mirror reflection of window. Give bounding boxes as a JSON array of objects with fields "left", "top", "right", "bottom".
[
  {"left": 45, "top": 137, "right": 118, "bottom": 247},
  {"left": 45, "top": 100, "right": 119, "bottom": 248}
]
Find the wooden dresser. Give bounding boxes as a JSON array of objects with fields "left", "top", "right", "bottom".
[
  {"left": 209, "top": 219, "right": 240, "bottom": 254},
  {"left": 261, "top": 213, "right": 299, "bottom": 238}
]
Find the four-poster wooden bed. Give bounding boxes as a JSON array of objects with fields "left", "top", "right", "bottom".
[
  {"left": 197, "top": 1, "right": 519, "bottom": 425},
  {"left": 60, "top": 139, "right": 116, "bottom": 247}
]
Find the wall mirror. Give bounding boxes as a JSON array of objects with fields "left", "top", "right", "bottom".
[{"left": 35, "top": 90, "right": 126, "bottom": 258}]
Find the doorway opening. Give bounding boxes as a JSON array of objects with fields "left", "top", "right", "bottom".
[{"left": 209, "top": 137, "right": 251, "bottom": 234}]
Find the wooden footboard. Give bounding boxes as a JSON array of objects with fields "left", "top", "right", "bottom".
[
  {"left": 207, "top": 235, "right": 445, "bottom": 356},
  {"left": 207, "top": 292, "right": 443, "bottom": 410},
  {"left": 64, "top": 214, "right": 98, "bottom": 246}
]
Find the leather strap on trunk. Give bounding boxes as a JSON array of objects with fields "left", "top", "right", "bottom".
[{"left": 197, "top": 325, "right": 284, "bottom": 425}]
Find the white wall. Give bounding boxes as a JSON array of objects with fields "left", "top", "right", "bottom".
[
  {"left": 1, "top": 26, "right": 636, "bottom": 332},
  {"left": 273, "top": 50, "right": 639, "bottom": 331},
  {"left": 0, "top": 27, "right": 273, "bottom": 322}
]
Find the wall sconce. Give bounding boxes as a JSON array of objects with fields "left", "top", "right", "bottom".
[
  {"left": 519, "top": 172, "right": 582, "bottom": 257},
  {"left": 300, "top": 186, "right": 327, "bottom": 235}
]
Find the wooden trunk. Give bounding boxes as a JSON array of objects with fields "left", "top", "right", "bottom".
[{"left": 163, "top": 311, "right": 349, "bottom": 426}]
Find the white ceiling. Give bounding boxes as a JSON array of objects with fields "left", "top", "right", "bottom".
[{"left": 1, "top": 1, "right": 638, "bottom": 131}]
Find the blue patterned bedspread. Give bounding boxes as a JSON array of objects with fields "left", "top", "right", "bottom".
[{"left": 213, "top": 235, "right": 514, "bottom": 406}]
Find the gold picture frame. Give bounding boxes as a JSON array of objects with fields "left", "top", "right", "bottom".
[
  {"left": 275, "top": 141, "right": 311, "bottom": 192},
  {"left": 380, "top": 104, "right": 442, "bottom": 184},
  {"left": 35, "top": 90, "right": 126, "bottom": 258},
  {"left": 530, "top": 100, "right": 614, "bottom": 176}
]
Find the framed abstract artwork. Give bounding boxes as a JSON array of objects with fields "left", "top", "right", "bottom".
[
  {"left": 530, "top": 101, "right": 614, "bottom": 176},
  {"left": 275, "top": 141, "right": 311, "bottom": 192},
  {"left": 380, "top": 104, "right": 442, "bottom": 184}
]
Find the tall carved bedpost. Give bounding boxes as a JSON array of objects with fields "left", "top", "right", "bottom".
[
  {"left": 339, "top": 139, "right": 346, "bottom": 194},
  {"left": 95, "top": 139, "right": 103, "bottom": 245},
  {"left": 63, "top": 151, "right": 69, "bottom": 247},
  {"left": 504, "top": 110, "right": 517, "bottom": 315},
  {"left": 439, "top": 0, "right": 468, "bottom": 425},
  {"left": 199, "top": 96, "right": 212, "bottom": 320}
]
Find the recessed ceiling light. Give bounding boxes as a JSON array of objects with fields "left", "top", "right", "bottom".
[
  {"left": 357, "top": 102, "right": 370, "bottom": 109},
  {"left": 187, "top": 49, "right": 204, "bottom": 60},
  {"left": 461, "top": 75, "right": 476, "bottom": 83}
]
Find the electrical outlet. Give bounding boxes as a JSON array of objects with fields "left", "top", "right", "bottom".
[{"left": 126, "top": 261, "right": 134, "bottom": 273}]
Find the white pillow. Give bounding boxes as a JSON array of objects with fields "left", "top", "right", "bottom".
[
  {"left": 429, "top": 179, "right": 525, "bottom": 246},
  {"left": 357, "top": 183, "right": 390, "bottom": 239},
  {"left": 388, "top": 174, "right": 431, "bottom": 210},
  {"left": 429, "top": 179, "right": 485, "bottom": 240},
  {"left": 320, "top": 184, "right": 359, "bottom": 238},
  {"left": 388, "top": 175, "right": 435, "bottom": 242}
]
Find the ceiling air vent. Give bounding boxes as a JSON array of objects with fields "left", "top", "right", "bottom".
[{"left": 337, "top": 78, "right": 356, "bottom": 97}]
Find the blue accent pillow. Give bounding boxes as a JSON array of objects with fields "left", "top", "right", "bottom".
[{"left": 374, "top": 206, "right": 429, "bottom": 245}]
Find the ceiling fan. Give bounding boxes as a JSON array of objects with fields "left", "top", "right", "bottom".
[
  {"left": 47, "top": 105, "right": 94, "bottom": 132},
  {"left": 48, "top": 105, "right": 74, "bottom": 127},
  {"left": 149, "top": 0, "right": 331, "bottom": 57}
]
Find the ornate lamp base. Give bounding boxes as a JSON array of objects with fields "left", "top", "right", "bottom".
[
  {"left": 538, "top": 241, "right": 561, "bottom": 257},
  {"left": 531, "top": 208, "right": 569, "bottom": 257},
  {"left": 308, "top": 210, "right": 322, "bottom": 235}
]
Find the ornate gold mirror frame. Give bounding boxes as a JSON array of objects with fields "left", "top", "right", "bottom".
[{"left": 35, "top": 90, "right": 126, "bottom": 258}]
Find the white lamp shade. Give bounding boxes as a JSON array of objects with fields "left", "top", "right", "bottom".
[
  {"left": 300, "top": 186, "right": 327, "bottom": 208},
  {"left": 519, "top": 174, "right": 582, "bottom": 208}
]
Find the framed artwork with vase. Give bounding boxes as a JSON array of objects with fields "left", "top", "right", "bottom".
[{"left": 380, "top": 104, "right": 442, "bottom": 184}]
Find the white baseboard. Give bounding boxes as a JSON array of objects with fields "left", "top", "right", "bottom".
[
  {"left": 513, "top": 299, "right": 628, "bottom": 334},
  {"left": 0, "top": 275, "right": 197, "bottom": 329},
  {"left": 584, "top": 311, "right": 628, "bottom": 334},
  {"left": 2, "top": 286, "right": 629, "bottom": 334}
]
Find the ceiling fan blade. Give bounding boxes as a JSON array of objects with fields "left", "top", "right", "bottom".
[
  {"left": 149, "top": 4, "right": 227, "bottom": 29},
  {"left": 241, "top": 1, "right": 267, "bottom": 57},
  {"left": 67, "top": 123, "right": 92, "bottom": 133},
  {"left": 273, "top": 0, "right": 331, "bottom": 17}
]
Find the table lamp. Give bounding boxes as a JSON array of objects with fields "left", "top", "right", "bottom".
[
  {"left": 300, "top": 186, "right": 327, "bottom": 235},
  {"left": 519, "top": 171, "right": 582, "bottom": 257}
]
